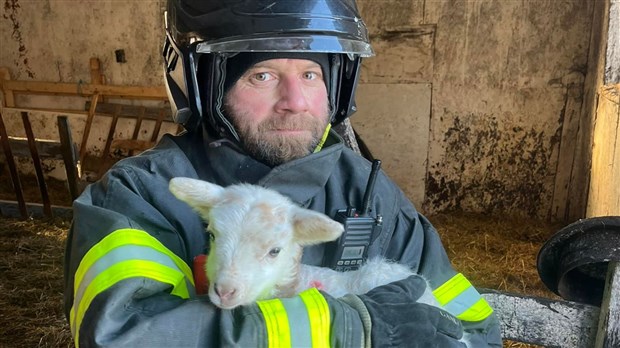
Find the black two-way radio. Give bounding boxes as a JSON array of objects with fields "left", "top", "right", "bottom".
[{"left": 323, "top": 159, "right": 383, "bottom": 271}]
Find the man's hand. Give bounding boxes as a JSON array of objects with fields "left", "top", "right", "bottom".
[{"left": 344, "top": 275, "right": 466, "bottom": 347}]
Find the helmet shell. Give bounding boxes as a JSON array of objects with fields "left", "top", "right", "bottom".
[{"left": 163, "top": 0, "right": 373, "bottom": 136}]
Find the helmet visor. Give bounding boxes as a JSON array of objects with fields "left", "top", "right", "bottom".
[{"left": 195, "top": 34, "right": 374, "bottom": 57}]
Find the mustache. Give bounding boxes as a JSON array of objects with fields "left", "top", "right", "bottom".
[{"left": 257, "top": 114, "right": 319, "bottom": 131}]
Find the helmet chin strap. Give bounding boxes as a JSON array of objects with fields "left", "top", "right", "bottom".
[{"left": 313, "top": 123, "right": 332, "bottom": 153}]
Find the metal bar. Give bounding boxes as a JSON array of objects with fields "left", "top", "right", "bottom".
[
  {"left": 57, "top": 116, "right": 80, "bottom": 201},
  {"left": 0, "top": 111, "right": 27, "bottom": 218},
  {"left": 21, "top": 111, "right": 52, "bottom": 217}
]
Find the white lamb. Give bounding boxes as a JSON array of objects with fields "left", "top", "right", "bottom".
[{"left": 168, "top": 177, "right": 438, "bottom": 309}]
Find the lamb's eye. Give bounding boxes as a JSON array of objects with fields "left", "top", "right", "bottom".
[{"left": 268, "top": 247, "right": 282, "bottom": 257}]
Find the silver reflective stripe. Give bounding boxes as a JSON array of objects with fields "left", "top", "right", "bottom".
[
  {"left": 442, "top": 286, "right": 483, "bottom": 317},
  {"left": 279, "top": 296, "right": 313, "bottom": 347}
]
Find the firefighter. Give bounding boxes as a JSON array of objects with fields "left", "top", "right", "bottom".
[{"left": 64, "top": 0, "right": 502, "bottom": 346}]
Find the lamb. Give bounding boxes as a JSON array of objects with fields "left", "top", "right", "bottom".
[{"left": 168, "top": 177, "right": 434, "bottom": 310}]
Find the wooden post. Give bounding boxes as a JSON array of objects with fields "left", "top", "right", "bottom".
[
  {"left": 595, "top": 261, "right": 620, "bottom": 347},
  {"left": 21, "top": 111, "right": 52, "bottom": 217},
  {"left": 79, "top": 93, "right": 99, "bottom": 165},
  {"left": 0, "top": 111, "right": 27, "bottom": 218},
  {"left": 587, "top": 84, "right": 620, "bottom": 216},
  {"left": 0, "top": 67, "right": 15, "bottom": 107}
]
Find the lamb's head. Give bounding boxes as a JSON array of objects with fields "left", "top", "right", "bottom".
[{"left": 169, "top": 177, "right": 344, "bottom": 309}]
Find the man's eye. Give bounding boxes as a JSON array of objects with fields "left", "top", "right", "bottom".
[
  {"left": 303, "top": 71, "right": 319, "bottom": 80},
  {"left": 253, "top": 72, "right": 271, "bottom": 81}
]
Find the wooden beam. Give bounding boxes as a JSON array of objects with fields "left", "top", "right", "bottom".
[
  {"left": 2, "top": 79, "right": 167, "bottom": 100},
  {"left": 481, "top": 289, "right": 600, "bottom": 347},
  {"left": 5, "top": 137, "right": 64, "bottom": 159},
  {"left": 84, "top": 101, "right": 173, "bottom": 121},
  {"left": 0, "top": 199, "right": 72, "bottom": 219}
]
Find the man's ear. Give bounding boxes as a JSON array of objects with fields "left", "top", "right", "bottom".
[
  {"left": 169, "top": 177, "right": 225, "bottom": 217},
  {"left": 291, "top": 207, "right": 344, "bottom": 246}
]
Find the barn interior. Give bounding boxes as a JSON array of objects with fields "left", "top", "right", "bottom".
[{"left": 1, "top": 1, "right": 619, "bottom": 347}]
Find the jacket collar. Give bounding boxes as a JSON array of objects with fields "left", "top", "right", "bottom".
[{"left": 199, "top": 131, "right": 344, "bottom": 206}]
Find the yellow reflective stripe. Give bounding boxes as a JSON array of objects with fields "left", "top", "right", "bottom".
[
  {"left": 313, "top": 124, "right": 332, "bottom": 153},
  {"left": 456, "top": 297, "right": 494, "bottom": 322},
  {"left": 72, "top": 260, "right": 189, "bottom": 346},
  {"left": 74, "top": 229, "right": 194, "bottom": 292},
  {"left": 299, "top": 288, "right": 330, "bottom": 348},
  {"left": 433, "top": 273, "right": 470, "bottom": 305},
  {"left": 257, "top": 298, "right": 291, "bottom": 347}
]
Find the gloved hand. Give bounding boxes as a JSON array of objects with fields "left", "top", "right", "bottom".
[{"left": 341, "top": 275, "right": 466, "bottom": 348}]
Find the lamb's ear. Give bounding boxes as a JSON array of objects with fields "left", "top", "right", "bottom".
[
  {"left": 169, "top": 177, "right": 225, "bottom": 215},
  {"left": 292, "top": 207, "right": 344, "bottom": 246}
]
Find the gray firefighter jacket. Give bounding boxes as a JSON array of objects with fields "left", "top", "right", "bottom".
[{"left": 64, "top": 129, "right": 502, "bottom": 347}]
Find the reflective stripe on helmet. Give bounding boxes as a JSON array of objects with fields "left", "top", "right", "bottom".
[
  {"left": 433, "top": 273, "right": 494, "bottom": 322},
  {"left": 70, "top": 229, "right": 194, "bottom": 347},
  {"left": 257, "top": 288, "right": 331, "bottom": 348}
]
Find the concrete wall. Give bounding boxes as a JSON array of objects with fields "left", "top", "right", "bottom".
[
  {"left": 354, "top": 0, "right": 601, "bottom": 220},
  {"left": 0, "top": 0, "right": 608, "bottom": 220}
]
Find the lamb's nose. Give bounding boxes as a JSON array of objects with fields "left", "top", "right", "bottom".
[{"left": 214, "top": 283, "right": 237, "bottom": 300}]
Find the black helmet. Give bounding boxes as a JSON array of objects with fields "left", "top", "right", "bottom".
[{"left": 163, "top": 0, "right": 374, "bottom": 138}]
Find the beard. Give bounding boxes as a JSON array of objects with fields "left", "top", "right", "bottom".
[{"left": 225, "top": 103, "right": 331, "bottom": 167}]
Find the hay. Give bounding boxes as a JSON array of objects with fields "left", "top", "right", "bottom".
[
  {"left": 0, "top": 217, "right": 72, "bottom": 348},
  {"left": 0, "top": 208, "right": 565, "bottom": 347}
]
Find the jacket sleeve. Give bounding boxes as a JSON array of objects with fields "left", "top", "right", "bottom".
[
  {"left": 63, "top": 166, "right": 364, "bottom": 347},
  {"left": 382, "top": 187, "right": 503, "bottom": 347}
]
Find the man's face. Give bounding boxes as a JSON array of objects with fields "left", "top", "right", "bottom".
[{"left": 224, "top": 58, "right": 330, "bottom": 166}]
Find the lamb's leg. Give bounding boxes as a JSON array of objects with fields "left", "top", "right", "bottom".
[{"left": 298, "top": 258, "right": 415, "bottom": 297}]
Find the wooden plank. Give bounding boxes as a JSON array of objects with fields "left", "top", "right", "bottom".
[
  {"left": 57, "top": 116, "right": 80, "bottom": 200},
  {"left": 0, "top": 111, "right": 27, "bottom": 218},
  {"left": 4, "top": 137, "right": 64, "bottom": 159},
  {"left": 481, "top": 289, "right": 600, "bottom": 347},
  {"left": 587, "top": 84, "right": 620, "bottom": 217},
  {"left": 1, "top": 106, "right": 88, "bottom": 116},
  {"left": 0, "top": 199, "right": 72, "bottom": 219},
  {"left": 79, "top": 93, "right": 99, "bottom": 165},
  {"left": 595, "top": 261, "right": 620, "bottom": 348},
  {"left": 111, "top": 139, "right": 155, "bottom": 153},
  {"left": 84, "top": 101, "right": 173, "bottom": 121},
  {"left": 2, "top": 79, "right": 167, "bottom": 100},
  {"left": 551, "top": 83, "right": 584, "bottom": 220},
  {"left": 21, "top": 112, "right": 52, "bottom": 217}
]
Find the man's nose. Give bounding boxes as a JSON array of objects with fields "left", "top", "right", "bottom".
[{"left": 275, "top": 76, "right": 309, "bottom": 114}]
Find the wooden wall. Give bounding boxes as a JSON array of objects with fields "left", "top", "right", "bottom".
[{"left": 587, "top": 84, "right": 620, "bottom": 217}]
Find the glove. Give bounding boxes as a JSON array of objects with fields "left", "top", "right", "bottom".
[{"left": 341, "top": 275, "right": 466, "bottom": 348}]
